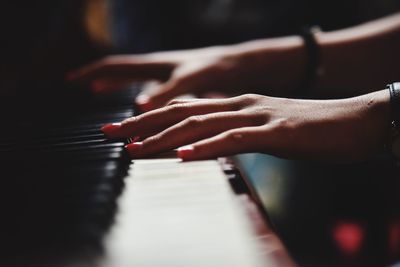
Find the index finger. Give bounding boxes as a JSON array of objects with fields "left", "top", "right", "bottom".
[
  {"left": 102, "top": 97, "right": 241, "bottom": 139},
  {"left": 67, "top": 56, "right": 175, "bottom": 83}
]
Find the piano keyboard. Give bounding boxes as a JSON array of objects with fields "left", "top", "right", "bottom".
[
  {"left": 0, "top": 89, "right": 138, "bottom": 266},
  {"left": 0, "top": 87, "right": 294, "bottom": 267},
  {"left": 98, "top": 158, "right": 283, "bottom": 267}
]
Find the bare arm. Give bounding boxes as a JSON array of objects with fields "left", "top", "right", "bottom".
[
  {"left": 69, "top": 12, "right": 400, "bottom": 108},
  {"left": 228, "top": 12, "right": 400, "bottom": 97}
]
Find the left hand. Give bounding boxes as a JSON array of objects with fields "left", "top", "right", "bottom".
[
  {"left": 102, "top": 91, "right": 390, "bottom": 162},
  {"left": 67, "top": 37, "right": 307, "bottom": 111}
]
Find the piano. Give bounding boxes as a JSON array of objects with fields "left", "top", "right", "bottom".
[
  {"left": 2, "top": 2, "right": 400, "bottom": 267},
  {"left": 0, "top": 2, "right": 296, "bottom": 266},
  {"left": 0, "top": 82, "right": 297, "bottom": 267}
]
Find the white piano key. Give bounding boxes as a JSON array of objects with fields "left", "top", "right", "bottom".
[{"left": 97, "top": 159, "right": 274, "bottom": 267}]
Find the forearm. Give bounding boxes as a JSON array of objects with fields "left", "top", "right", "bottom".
[
  {"left": 223, "top": 12, "right": 400, "bottom": 97},
  {"left": 227, "top": 36, "right": 306, "bottom": 95},
  {"left": 314, "top": 12, "right": 400, "bottom": 97}
]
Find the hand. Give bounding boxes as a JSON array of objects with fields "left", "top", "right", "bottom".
[
  {"left": 67, "top": 48, "right": 243, "bottom": 109},
  {"left": 101, "top": 90, "right": 390, "bottom": 162},
  {"left": 67, "top": 37, "right": 306, "bottom": 110}
]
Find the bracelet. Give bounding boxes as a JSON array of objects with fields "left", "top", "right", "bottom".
[
  {"left": 387, "top": 82, "right": 400, "bottom": 163},
  {"left": 389, "top": 82, "right": 400, "bottom": 126},
  {"left": 297, "top": 26, "right": 323, "bottom": 98}
]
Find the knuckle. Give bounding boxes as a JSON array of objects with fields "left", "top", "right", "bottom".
[
  {"left": 224, "top": 130, "right": 246, "bottom": 144},
  {"left": 121, "top": 116, "right": 138, "bottom": 127},
  {"left": 273, "top": 118, "right": 294, "bottom": 131},
  {"left": 184, "top": 115, "right": 205, "bottom": 128},
  {"left": 145, "top": 134, "right": 162, "bottom": 144},
  {"left": 270, "top": 118, "right": 296, "bottom": 143},
  {"left": 166, "top": 99, "right": 184, "bottom": 106},
  {"left": 236, "top": 94, "right": 260, "bottom": 108},
  {"left": 166, "top": 103, "right": 188, "bottom": 115},
  {"left": 242, "top": 93, "right": 259, "bottom": 102}
]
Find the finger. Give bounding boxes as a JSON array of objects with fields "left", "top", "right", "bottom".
[
  {"left": 136, "top": 92, "right": 200, "bottom": 113},
  {"left": 176, "top": 126, "right": 276, "bottom": 161},
  {"left": 165, "top": 98, "right": 214, "bottom": 107},
  {"left": 125, "top": 111, "right": 265, "bottom": 158},
  {"left": 67, "top": 57, "right": 174, "bottom": 84},
  {"left": 127, "top": 98, "right": 221, "bottom": 138},
  {"left": 102, "top": 97, "right": 241, "bottom": 138},
  {"left": 200, "top": 92, "right": 231, "bottom": 99},
  {"left": 137, "top": 72, "right": 205, "bottom": 110},
  {"left": 91, "top": 79, "right": 136, "bottom": 93},
  {"left": 135, "top": 80, "right": 193, "bottom": 111}
]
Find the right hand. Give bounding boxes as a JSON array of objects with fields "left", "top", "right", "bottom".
[{"left": 101, "top": 90, "right": 391, "bottom": 162}]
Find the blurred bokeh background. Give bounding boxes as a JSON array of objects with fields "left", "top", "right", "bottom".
[
  {"left": 1, "top": 0, "right": 400, "bottom": 100},
  {"left": 1, "top": 1, "right": 400, "bottom": 266}
]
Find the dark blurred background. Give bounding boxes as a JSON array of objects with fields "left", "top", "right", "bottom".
[{"left": 0, "top": 0, "right": 399, "bottom": 104}]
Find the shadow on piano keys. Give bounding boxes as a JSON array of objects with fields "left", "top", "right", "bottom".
[
  {"left": 0, "top": 87, "right": 295, "bottom": 267},
  {"left": 0, "top": 88, "right": 136, "bottom": 266}
]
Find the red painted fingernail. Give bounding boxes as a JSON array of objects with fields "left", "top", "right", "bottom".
[
  {"left": 65, "top": 72, "right": 76, "bottom": 81},
  {"left": 177, "top": 145, "right": 195, "bottom": 159},
  {"left": 135, "top": 95, "right": 153, "bottom": 112},
  {"left": 91, "top": 81, "right": 108, "bottom": 93},
  {"left": 125, "top": 142, "right": 143, "bottom": 155},
  {"left": 101, "top": 123, "right": 121, "bottom": 136}
]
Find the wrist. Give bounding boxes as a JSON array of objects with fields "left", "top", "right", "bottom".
[
  {"left": 358, "top": 89, "right": 391, "bottom": 157},
  {"left": 296, "top": 26, "right": 324, "bottom": 97},
  {"left": 228, "top": 36, "right": 307, "bottom": 95}
]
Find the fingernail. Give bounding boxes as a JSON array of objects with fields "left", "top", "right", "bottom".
[
  {"left": 91, "top": 81, "right": 107, "bottom": 93},
  {"left": 125, "top": 142, "right": 143, "bottom": 155},
  {"left": 65, "top": 72, "right": 76, "bottom": 81},
  {"left": 101, "top": 123, "right": 121, "bottom": 136},
  {"left": 177, "top": 145, "right": 194, "bottom": 159},
  {"left": 135, "top": 95, "right": 153, "bottom": 112}
]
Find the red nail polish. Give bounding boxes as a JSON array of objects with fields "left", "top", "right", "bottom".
[
  {"left": 101, "top": 123, "right": 121, "bottom": 136},
  {"left": 135, "top": 95, "right": 153, "bottom": 112},
  {"left": 125, "top": 142, "right": 143, "bottom": 155},
  {"left": 65, "top": 72, "right": 76, "bottom": 81},
  {"left": 177, "top": 145, "right": 194, "bottom": 159},
  {"left": 91, "top": 81, "right": 107, "bottom": 93}
]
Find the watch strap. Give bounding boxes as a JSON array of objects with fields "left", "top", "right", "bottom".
[
  {"left": 387, "top": 82, "right": 400, "bottom": 163},
  {"left": 388, "top": 82, "right": 400, "bottom": 127}
]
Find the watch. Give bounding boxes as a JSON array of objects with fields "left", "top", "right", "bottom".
[{"left": 388, "top": 82, "right": 400, "bottom": 162}]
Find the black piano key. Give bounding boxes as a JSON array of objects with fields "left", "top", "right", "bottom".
[{"left": 0, "top": 88, "right": 139, "bottom": 259}]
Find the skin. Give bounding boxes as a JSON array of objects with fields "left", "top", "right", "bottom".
[
  {"left": 64, "top": 12, "right": 399, "bottom": 266},
  {"left": 68, "top": 13, "right": 400, "bottom": 161},
  {"left": 67, "top": 39, "right": 306, "bottom": 108},
  {"left": 68, "top": 12, "right": 400, "bottom": 106},
  {"left": 103, "top": 90, "right": 390, "bottom": 162}
]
